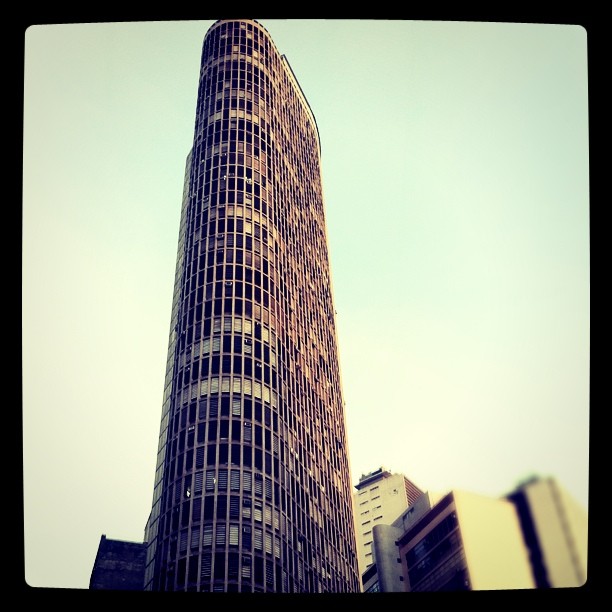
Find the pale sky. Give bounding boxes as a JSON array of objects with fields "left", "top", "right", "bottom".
[{"left": 22, "top": 19, "right": 589, "bottom": 590}]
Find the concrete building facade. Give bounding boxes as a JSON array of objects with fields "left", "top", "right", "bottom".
[{"left": 143, "top": 19, "right": 360, "bottom": 593}]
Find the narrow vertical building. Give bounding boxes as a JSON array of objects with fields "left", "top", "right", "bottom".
[
  {"left": 506, "top": 476, "right": 588, "bottom": 588},
  {"left": 143, "top": 19, "right": 360, "bottom": 593}
]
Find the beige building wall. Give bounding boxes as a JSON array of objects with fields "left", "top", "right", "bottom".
[{"left": 455, "top": 490, "right": 535, "bottom": 591}]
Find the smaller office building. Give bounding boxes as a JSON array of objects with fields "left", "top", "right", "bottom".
[
  {"left": 360, "top": 475, "right": 588, "bottom": 592},
  {"left": 361, "top": 491, "right": 442, "bottom": 592},
  {"left": 353, "top": 467, "right": 423, "bottom": 582},
  {"left": 397, "top": 490, "right": 535, "bottom": 591},
  {"left": 364, "top": 489, "right": 536, "bottom": 592}
]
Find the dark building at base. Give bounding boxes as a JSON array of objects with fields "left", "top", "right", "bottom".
[{"left": 89, "top": 535, "right": 146, "bottom": 590}]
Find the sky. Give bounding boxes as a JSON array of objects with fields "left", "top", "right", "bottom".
[{"left": 22, "top": 18, "right": 589, "bottom": 591}]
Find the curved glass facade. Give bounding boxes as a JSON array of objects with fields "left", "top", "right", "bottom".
[{"left": 143, "top": 19, "right": 360, "bottom": 592}]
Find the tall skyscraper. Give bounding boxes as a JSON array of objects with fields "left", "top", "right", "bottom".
[{"left": 142, "top": 19, "right": 360, "bottom": 593}]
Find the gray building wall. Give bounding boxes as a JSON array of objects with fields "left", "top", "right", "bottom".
[{"left": 371, "top": 524, "right": 404, "bottom": 592}]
